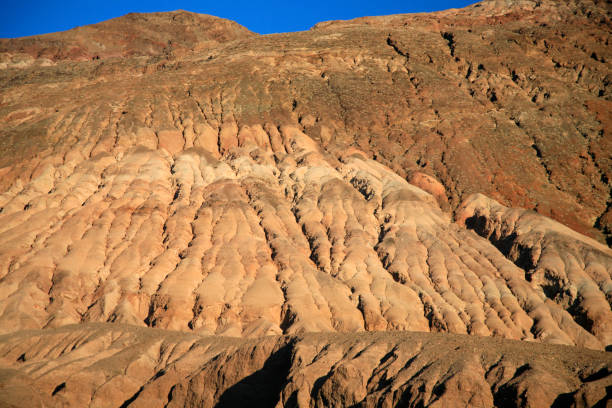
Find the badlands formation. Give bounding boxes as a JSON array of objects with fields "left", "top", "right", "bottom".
[{"left": 0, "top": 0, "right": 610, "bottom": 406}]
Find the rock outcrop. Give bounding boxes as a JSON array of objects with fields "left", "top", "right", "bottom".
[
  {"left": 0, "top": 323, "right": 610, "bottom": 408},
  {"left": 0, "top": 11, "right": 255, "bottom": 63},
  {"left": 458, "top": 194, "right": 612, "bottom": 346},
  {"left": 1, "top": 0, "right": 609, "bottom": 242}
]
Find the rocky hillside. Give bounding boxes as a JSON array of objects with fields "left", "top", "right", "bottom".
[
  {"left": 1, "top": 324, "right": 610, "bottom": 407},
  {"left": 0, "top": 11, "right": 255, "bottom": 62},
  {"left": 1, "top": 0, "right": 610, "bottom": 242},
  {"left": 0, "top": 0, "right": 610, "bottom": 406}
]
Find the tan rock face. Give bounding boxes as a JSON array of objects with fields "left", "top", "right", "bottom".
[
  {"left": 0, "top": 128, "right": 606, "bottom": 350},
  {"left": 458, "top": 194, "right": 612, "bottom": 345},
  {"left": 0, "top": 324, "right": 610, "bottom": 408},
  {"left": 0, "top": 0, "right": 610, "bottom": 406}
]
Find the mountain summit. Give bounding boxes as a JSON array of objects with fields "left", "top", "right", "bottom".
[{"left": 0, "top": 11, "right": 255, "bottom": 61}]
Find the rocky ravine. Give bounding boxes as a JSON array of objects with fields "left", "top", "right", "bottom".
[{"left": 0, "top": 0, "right": 611, "bottom": 406}]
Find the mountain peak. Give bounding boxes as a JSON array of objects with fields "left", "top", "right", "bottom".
[{"left": 0, "top": 11, "right": 255, "bottom": 62}]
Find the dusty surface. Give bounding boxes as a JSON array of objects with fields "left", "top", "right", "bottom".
[
  {"left": 458, "top": 194, "right": 612, "bottom": 345},
  {"left": 0, "top": 125, "right": 608, "bottom": 350},
  {"left": 0, "top": 323, "right": 610, "bottom": 408},
  {"left": 0, "top": 11, "right": 254, "bottom": 63},
  {"left": 0, "top": 0, "right": 611, "bottom": 406},
  {"left": 0, "top": 0, "right": 610, "bottom": 243}
]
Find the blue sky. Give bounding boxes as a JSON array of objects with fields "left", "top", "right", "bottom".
[{"left": 2, "top": 0, "right": 476, "bottom": 38}]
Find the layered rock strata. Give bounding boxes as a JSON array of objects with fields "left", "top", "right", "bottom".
[{"left": 458, "top": 194, "right": 612, "bottom": 345}]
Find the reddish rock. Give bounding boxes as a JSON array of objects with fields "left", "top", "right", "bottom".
[
  {"left": 0, "top": 324, "right": 609, "bottom": 408},
  {"left": 0, "top": 1, "right": 610, "bottom": 406}
]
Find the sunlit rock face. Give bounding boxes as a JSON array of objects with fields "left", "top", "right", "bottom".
[
  {"left": 0, "top": 0, "right": 610, "bottom": 406},
  {"left": 0, "top": 123, "right": 608, "bottom": 349},
  {"left": 0, "top": 325, "right": 610, "bottom": 408}
]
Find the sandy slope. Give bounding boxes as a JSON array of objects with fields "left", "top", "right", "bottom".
[
  {"left": 0, "top": 323, "right": 610, "bottom": 407},
  {"left": 0, "top": 0, "right": 610, "bottom": 406}
]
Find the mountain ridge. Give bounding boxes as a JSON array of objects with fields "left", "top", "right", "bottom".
[{"left": 0, "top": 10, "right": 255, "bottom": 62}]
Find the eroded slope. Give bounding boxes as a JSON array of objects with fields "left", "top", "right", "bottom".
[
  {"left": 458, "top": 194, "right": 612, "bottom": 344},
  {"left": 0, "top": 0, "right": 610, "bottom": 242},
  {"left": 0, "top": 2, "right": 610, "bottom": 407},
  {"left": 0, "top": 323, "right": 610, "bottom": 408},
  {"left": 0, "top": 10, "right": 255, "bottom": 63},
  {"left": 0, "top": 0, "right": 610, "bottom": 350},
  {"left": 0, "top": 126, "right": 608, "bottom": 350}
]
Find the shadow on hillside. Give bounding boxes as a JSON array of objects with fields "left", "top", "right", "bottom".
[{"left": 215, "top": 343, "right": 293, "bottom": 408}]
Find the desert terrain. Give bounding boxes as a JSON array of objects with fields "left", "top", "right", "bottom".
[{"left": 0, "top": 0, "right": 610, "bottom": 406}]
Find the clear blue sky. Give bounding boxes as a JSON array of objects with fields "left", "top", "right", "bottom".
[{"left": 2, "top": 0, "right": 477, "bottom": 38}]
